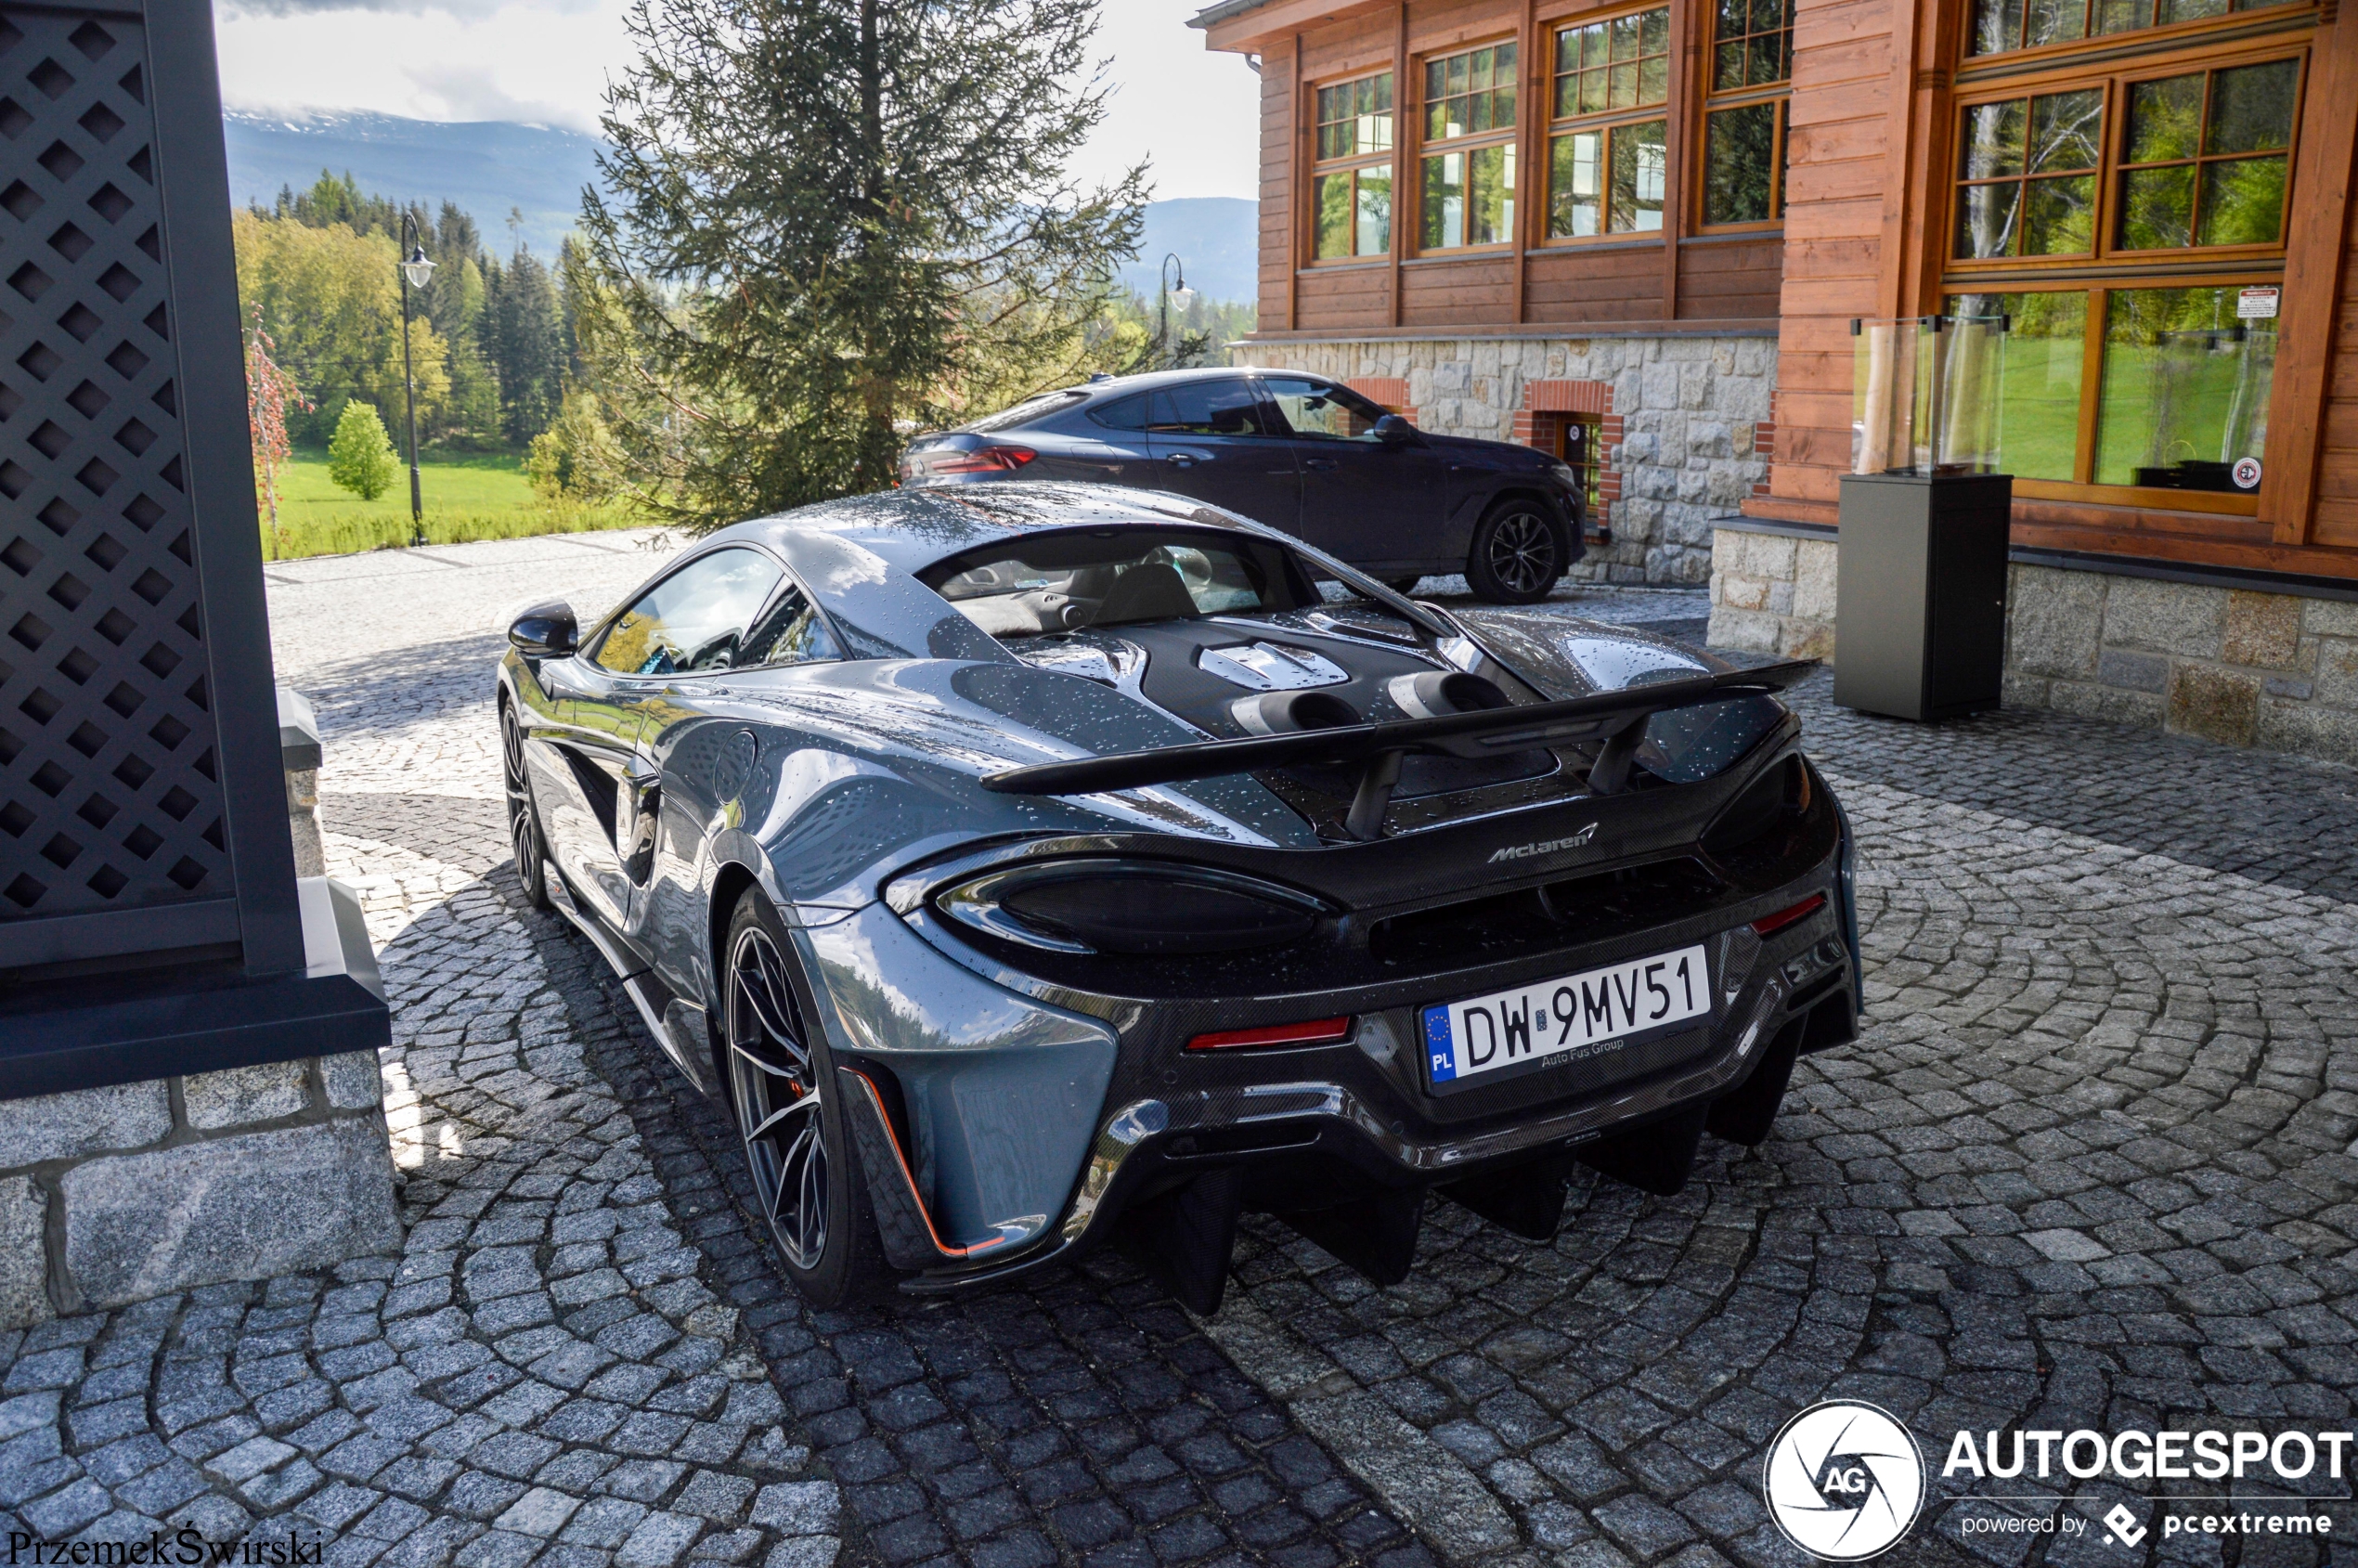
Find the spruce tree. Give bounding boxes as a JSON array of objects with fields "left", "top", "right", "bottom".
[{"left": 573, "top": 0, "right": 1147, "bottom": 530}]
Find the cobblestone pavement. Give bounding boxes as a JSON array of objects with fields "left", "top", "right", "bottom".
[{"left": 5, "top": 534, "right": 2356, "bottom": 1568}]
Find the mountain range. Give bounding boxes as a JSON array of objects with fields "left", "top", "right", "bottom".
[{"left": 220, "top": 111, "right": 1260, "bottom": 303}]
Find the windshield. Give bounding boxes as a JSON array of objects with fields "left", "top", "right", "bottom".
[{"left": 919, "top": 530, "right": 1312, "bottom": 640}]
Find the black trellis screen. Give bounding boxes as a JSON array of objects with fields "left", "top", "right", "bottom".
[{"left": 0, "top": 0, "right": 385, "bottom": 1095}]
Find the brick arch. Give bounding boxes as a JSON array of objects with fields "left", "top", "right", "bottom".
[{"left": 1513, "top": 380, "right": 1618, "bottom": 533}]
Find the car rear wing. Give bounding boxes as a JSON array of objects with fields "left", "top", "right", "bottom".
[{"left": 980, "top": 658, "right": 1820, "bottom": 840}]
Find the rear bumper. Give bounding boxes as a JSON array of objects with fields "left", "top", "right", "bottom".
[{"left": 887, "top": 875, "right": 1856, "bottom": 1295}]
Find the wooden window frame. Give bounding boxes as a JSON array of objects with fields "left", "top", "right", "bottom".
[
  {"left": 1963, "top": 0, "right": 2313, "bottom": 64},
  {"left": 1942, "top": 269, "right": 2287, "bottom": 514},
  {"left": 1694, "top": 0, "right": 1794, "bottom": 233},
  {"left": 1309, "top": 69, "right": 1399, "bottom": 266},
  {"left": 1414, "top": 37, "right": 1522, "bottom": 256},
  {"left": 1946, "top": 34, "right": 2309, "bottom": 275},
  {"left": 1540, "top": 4, "right": 1676, "bottom": 248}
]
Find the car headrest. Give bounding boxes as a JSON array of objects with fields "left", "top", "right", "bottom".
[{"left": 1095, "top": 563, "right": 1200, "bottom": 625}]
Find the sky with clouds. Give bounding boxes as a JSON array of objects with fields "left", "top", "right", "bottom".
[{"left": 210, "top": 0, "right": 1264, "bottom": 201}]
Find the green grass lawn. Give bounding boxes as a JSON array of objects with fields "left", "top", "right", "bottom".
[{"left": 258, "top": 447, "right": 640, "bottom": 560}]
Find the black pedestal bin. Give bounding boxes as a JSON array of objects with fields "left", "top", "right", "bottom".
[{"left": 1831, "top": 472, "right": 2014, "bottom": 721}]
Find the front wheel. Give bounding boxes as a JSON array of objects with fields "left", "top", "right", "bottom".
[
  {"left": 1466, "top": 500, "right": 1567, "bottom": 605},
  {"left": 722, "top": 890, "right": 890, "bottom": 1307},
  {"left": 501, "top": 703, "right": 551, "bottom": 912}
]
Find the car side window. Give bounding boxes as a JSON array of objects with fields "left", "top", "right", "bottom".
[
  {"left": 593, "top": 548, "right": 784, "bottom": 676},
  {"left": 738, "top": 581, "right": 843, "bottom": 668},
  {"left": 1148, "top": 380, "right": 1275, "bottom": 438},
  {"left": 1262, "top": 377, "right": 1388, "bottom": 443},
  {"left": 1087, "top": 393, "right": 1152, "bottom": 431}
]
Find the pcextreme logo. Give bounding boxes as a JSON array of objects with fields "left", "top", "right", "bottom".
[{"left": 1762, "top": 1401, "right": 1928, "bottom": 1561}]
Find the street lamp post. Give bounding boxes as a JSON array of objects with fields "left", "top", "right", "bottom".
[
  {"left": 1157, "top": 253, "right": 1196, "bottom": 366},
  {"left": 395, "top": 214, "right": 436, "bottom": 547}
]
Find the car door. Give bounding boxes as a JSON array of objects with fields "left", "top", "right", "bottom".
[
  {"left": 1142, "top": 377, "right": 1302, "bottom": 529},
  {"left": 1259, "top": 375, "right": 1445, "bottom": 569},
  {"left": 549, "top": 547, "right": 784, "bottom": 931}
]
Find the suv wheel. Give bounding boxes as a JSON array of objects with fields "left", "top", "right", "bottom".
[{"left": 1466, "top": 500, "right": 1565, "bottom": 604}]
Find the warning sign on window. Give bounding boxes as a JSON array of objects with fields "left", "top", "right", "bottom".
[{"left": 2237, "top": 287, "right": 2281, "bottom": 320}]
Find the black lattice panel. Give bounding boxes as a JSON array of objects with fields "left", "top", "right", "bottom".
[{"left": 0, "top": 9, "right": 227, "bottom": 921}]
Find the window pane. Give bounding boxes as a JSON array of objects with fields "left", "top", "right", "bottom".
[
  {"left": 1954, "top": 182, "right": 2023, "bottom": 257},
  {"left": 2197, "top": 155, "right": 2287, "bottom": 244},
  {"left": 1644, "top": 6, "right": 1672, "bottom": 53},
  {"left": 1470, "top": 91, "right": 1493, "bottom": 133},
  {"left": 2092, "top": 0, "right": 2146, "bottom": 28},
  {"left": 1748, "top": 30, "right": 1786, "bottom": 84},
  {"left": 1470, "top": 143, "right": 1516, "bottom": 245},
  {"left": 2207, "top": 59, "right": 2298, "bottom": 155},
  {"left": 2024, "top": 0, "right": 2088, "bottom": 45},
  {"left": 2095, "top": 286, "right": 2277, "bottom": 488},
  {"left": 1447, "top": 54, "right": 1468, "bottom": 96},
  {"left": 1356, "top": 168, "right": 1393, "bottom": 255},
  {"left": 1717, "top": 0, "right": 1748, "bottom": 40},
  {"left": 1375, "top": 73, "right": 1394, "bottom": 111},
  {"left": 1704, "top": 102, "right": 1780, "bottom": 225},
  {"left": 1470, "top": 49, "right": 1492, "bottom": 92},
  {"left": 2029, "top": 91, "right": 2103, "bottom": 171},
  {"left": 1715, "top": 41, "right": 1746, "bottom": 88},
  {"left": 1149, "top": 381, "right": 1273, "bottom": 436},
  {"left": 1973, "top": 0, "right": 2024, "bottom": 53},
  {"left": 1610, "top": 62, "right": 1639, "bottom": 107},
  {"left": 1421, "top": 152, "right": 1466, "bottom": 248},
  {"left": 2125, "top": 74, "right": 2202, "bottom": 164},
  {"left": 2024, "top": 174, "right": 2095, "bottom": 253},
  {"left": 1263, "top": 377, "right": 1386, "bottom": 441},
  {"left": 1549, "top": 131, "right": 1604, "bottom": 237},
  {"left": 1609, "top": 119, "right": 1667, "bottom": 232},
  {"left": 597, "top": 550, "right": 783, "bottom": 677},
  {"left": 2118, "top": 164, "right": 2194, "bottom": 248},
  {"left": 1498, "top": 41, "right": 1518, "bottom": 74},
  {"left": 1958, "top": 100, "right": 2027, "bottom": 179},
  {"left": 743, "top": 588, "right": 839, "bottom": 669},
  {"left": 2157, "top": 0, "right": 2227, "bottom": 20},
  {"left": 1639, "top": 53, "right": 1669, "bottom": 102},
  {"left": 1611, "top": 12, "right": 1641, "bottom": 57},
  {"left": 1315, "top": 173, "right": 1354, "bottom": 259},
  {"left": 1580, "top": 68, "right": 1609, "bottom": 113},
  {"left": 1947, "top": 291, "right": 2087, "bottom": 481}
]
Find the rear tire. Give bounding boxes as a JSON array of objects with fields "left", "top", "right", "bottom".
[
  {"left": 1466, "top": 499, "right": 1566, "bottom": 604},
  {"left": 722, "top": 889, "right": 892, "bottom": 1307},
  {"left": 500, "top": 703, "right": 552, "bottom": 912}
]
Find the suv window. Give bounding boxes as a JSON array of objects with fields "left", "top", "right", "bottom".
[
  {"left": 965, "top": 390, "right": 1088, "bottom": 433},
  {"left": 1087, "top": 393, "right": 1152, "bottom": 431},
  {"left": 1262, "top": 377, "right": 1389, "bottom": 442},
  {"left": 594, "top": 548, "right": 783, "bottom": 676},
  {"left": 1147, "top": 380, "right": 1276, "bottom": 437}
]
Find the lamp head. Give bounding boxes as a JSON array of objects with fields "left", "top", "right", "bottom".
[{"left": 400, "top": 244, "right": 436, "bottom": 289}]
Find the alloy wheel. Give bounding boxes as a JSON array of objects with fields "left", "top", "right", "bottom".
[
  {"left": 501, "top": 708, "right": 549, "bottom": 906},
  {"left": 1485, "top": 511, "right": 1559, "bottom": 597},
  {"left": 728, "top": 926, "right": 828, "bottom": 1271}
]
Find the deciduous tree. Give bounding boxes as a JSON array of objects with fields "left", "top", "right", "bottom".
[{"left": 327, "top": 398, "right": 399, "bottom": 501}]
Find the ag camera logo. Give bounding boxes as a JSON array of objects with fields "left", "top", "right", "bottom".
[{"left": 1763, "top": 1401, "right": 1927, "bottom": 1560}]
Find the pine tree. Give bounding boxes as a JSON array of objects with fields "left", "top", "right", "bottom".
[
  {"left": 327, "top": 399, "right": 399, "bottom": 500},
  {"left": 571, "top": 0, "right": 1147, "bottom": 530},
  {"left": 489, "top": 248, "right": 563, "bottom": 446}
]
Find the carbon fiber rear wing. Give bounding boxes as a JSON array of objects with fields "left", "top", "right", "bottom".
[{"left": 981, "top": 658, "right": 1820, "bottom": 839}]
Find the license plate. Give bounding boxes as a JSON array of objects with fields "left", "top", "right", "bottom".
[{"left": 1423, "top": 943, "right": 1712, "bottom": 1085}]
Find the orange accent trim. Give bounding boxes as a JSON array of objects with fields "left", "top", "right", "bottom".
[
  {"left": 1187, "top": 1016, "right": 1354, "bottom": 1051},
  {"left": 1751, "top": 894, "right": 1827, "bottom": 937},
  {"left": 843, "top": 1069, "right": 1006, "bottom": 1258}
]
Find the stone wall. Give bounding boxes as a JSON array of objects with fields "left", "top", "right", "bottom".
[
  {"left": 1234, "top": 334, "right": 1776, "bottom": 586},
  {"left": 0, "top": 1053, "right": 400, "bottom": 1327},
  {"left": 1704, "top": 521, "right": 2358, "bottom": 767}
]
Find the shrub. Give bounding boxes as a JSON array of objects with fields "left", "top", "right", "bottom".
[{"left": 327, "top": 399, "right": 399, "bottom": 501}]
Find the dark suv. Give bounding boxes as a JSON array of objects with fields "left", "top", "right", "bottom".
[{"left": 897, "top": 367, "right": 1586, "bottom": 604}]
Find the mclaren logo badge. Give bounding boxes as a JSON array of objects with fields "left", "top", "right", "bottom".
[{"left": 1487, "top": 823, "right": 1598, "bottom": 863}]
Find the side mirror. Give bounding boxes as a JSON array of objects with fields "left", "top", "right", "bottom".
[
  {"left": 1373, "top": 414, "right": 1417, "bottom": 447},
  {"left": 509, "top": 601, "right": 577, "bottom": 658}
]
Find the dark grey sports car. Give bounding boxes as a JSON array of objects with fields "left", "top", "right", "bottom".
[{"left": 498, "top": 483, "right": 1859, "bottom": 1311}]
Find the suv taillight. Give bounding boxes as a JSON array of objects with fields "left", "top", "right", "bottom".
[{"left": 905, "top": 444, "right": 1036, "bottom": 479}]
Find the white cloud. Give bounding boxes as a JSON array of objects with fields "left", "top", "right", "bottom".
[{"left": 211, "top": 0, "right": 1260, "bottom": 197}]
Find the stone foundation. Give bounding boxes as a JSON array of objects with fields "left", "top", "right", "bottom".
[
  {"left": 1234, "top": 333, "right": 1776, "bottom": 586},
  {"left": 1706, "top": 520, "right": 2358, "bottom": 766},
  {"left": 0, "top": 1053, "right": 399, "bottom": 1325}
]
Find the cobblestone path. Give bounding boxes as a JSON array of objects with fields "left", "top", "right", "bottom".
[{"left": 3, "top": 534, "right": 2353, "bottom": 1568}]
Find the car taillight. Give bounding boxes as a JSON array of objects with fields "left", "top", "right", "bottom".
[
  {"left": 911, "top": 444, "right": 1036, "bottom": 477},
  {"left": 1188, "top": 1017, "right": 1354, "bottom": 1051},
  {"left": 1750, "top": 893, "right": 1826, "bottom": 936},
  {"left": 933, "top": 861, "right": 1327, "bottom": 955}
]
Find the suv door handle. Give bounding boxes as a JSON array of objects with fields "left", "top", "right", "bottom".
[
  {"left": 1302, "top": 458, "right": 1339, "bottom": 472},
  {"left": 1163, "top": 450, "right": 1210, "bottom": 468}
]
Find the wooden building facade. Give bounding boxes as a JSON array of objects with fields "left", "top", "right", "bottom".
[{"left": 1194, "top": 0, "right": 2358, "bottom": 760}]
